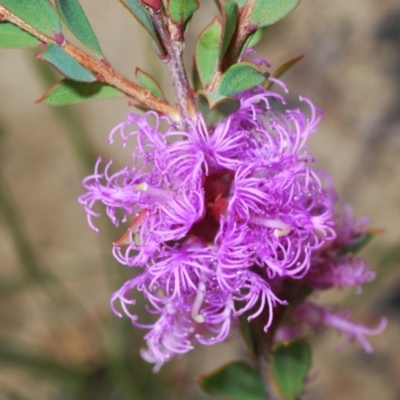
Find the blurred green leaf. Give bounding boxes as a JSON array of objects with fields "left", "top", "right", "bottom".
[
  {"left": 219, "top": 0, "right": 238, "bottom": 59},
  {"left": 55, "top": 0, "right": 103, "bottom": 56},
  {"left": 39, "top": 42, "right": 96, "bottom": 82},
  {"left": 250, "top": 0, "right": 300, "bottom": 29},
  {"left": 135, "top": 67, "right": 165, "bottom": 100},
  {"left": 195, "top": 18, "right": 222, "bottom": 87},
  {"left": 38, "top": 79, "right": 124, "bottom": 105},
  {"left": 197, "top": 361, "right": 266, "bottom": 400},
  {"left": 0, "top": 276, "right": 34, "bottom": 298},
  {"left": 218, "top": 62, "right": 266, "bottom": 96},
  {"left": 167, "top": 0, "right": 199, "bottom": 25},
  {"left": 119, "top": 0, "right": 164, "bottom": 54},
  {"left": 0, "top": 171, "right": 44, "bottom": 279},
  {"left": 0, "top": 0, "right": 61, "bottom": 36},
  {"left": 271, "top": 340, "right": 311, "bottom": 400},
  {"left": 232, "top": 0, "right": 247, "bottom": 7},
  {"left": 0, "top": 341, "right": 86, "bottom": 383},
  {"left": 0, "top": 22, "right": 41, "bottom": 48},
  {"left": 196, "top": 90, "right": 240, "bottom": 127}
]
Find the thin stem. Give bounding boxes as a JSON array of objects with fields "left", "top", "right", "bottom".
[
  {"left": 248, "top": 281, "right": 312, "bottom": 400},
  {"left": 208, "top": 0, "right": 255, "bottom": 92},
  {"left": 0, "top": 4, "right": 181, "bottom": 124},
  {"left": 145, "top": 6, "right": 196, "bottom": 125},
  {"left": 249, "top": 308, "right": 286, "bottom": 400}
]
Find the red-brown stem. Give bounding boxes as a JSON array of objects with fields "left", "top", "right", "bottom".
[
  {"left": 145, "top": 6, "right": 196, "bottom": 124},
  {"left": 0, "top": 4, "right": 181, "bottom": 124}
]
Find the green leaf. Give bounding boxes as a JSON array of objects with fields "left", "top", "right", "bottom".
[
  {"left": 220, "top": 1, "right": 239, "bottom": 59},
  {"left": 271, "top": 340, "right": 311, "bottom": 400},
  {"left": 0, "top": 340, "right": 85, "bottom": 383},
  {"left": 197, "top": 361, "right": 266, "bottom": 400},
  {"left": 218, "top": 62, "right": 266, "bottom": 96},
  {"left": 55, "top": 0, "right": 102, "bottom": 56},
  {"left": 167, "top": 0, "right": 199, "bottom": 25},
  {"left": 0, "top": 22, "right": 41, "bottom": 48},
  {"left": 118, "top": 0, "right": 164, "bottom": 54},
  {"left": 39, "top": 42, "right": 96, "bottom": 82},
  {"left": 239, "top": 312, "right": 256, "bottom": 356},
  {"left": 247, "top": 27, "right": 265, "bottom": 47},
  {"left": 196, "top": 90, "right": 240, "bottom": 127},
  {"left": 135, "top": 68, "right": 165, "bottom": 100},
  {"left": 0, "top": 0, "right": 61, "bottom": 36},
  {"left": 232, "top": 0, "right": 247, "bottom": 7},
  {"left": 195, "top": 18, "right": 222, "bottom": 87},
  {"left": 266, "top": 54, "right": 303, "bottom": 89},
  {"left": 250, "top": 0, "right": 300, "bottom": 28},
  {"left": 192, "top": 59, "right": 202, "bottom": 91},
  {"left": 38, "top": 79, "right": 124, "bottom": 105}
]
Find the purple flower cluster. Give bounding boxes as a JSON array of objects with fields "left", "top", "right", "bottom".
[{"left": 80, "top": 82, "right": 385, "bottom": 370}]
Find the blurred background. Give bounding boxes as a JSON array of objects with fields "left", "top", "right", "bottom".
[{"left": 0, "top": 1, "right": 399, "bottom": 399}]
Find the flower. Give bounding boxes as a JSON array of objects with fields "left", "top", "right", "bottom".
[
  {"left": 306, "top": 204, "right": 376, "bottom": 291},
  {"left": 293, "top": 302, "right": 387, "bottom": 353},
  {"left": 79, "top": 78, "right": 383, "bottom": 370}
]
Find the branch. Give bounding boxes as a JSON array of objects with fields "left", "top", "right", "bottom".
[
  {"left": 0, "top": 4, "right": 181, "bottom": 124},
  {"left": 145, "top": 5, "right": 196, "bottom": 123}
]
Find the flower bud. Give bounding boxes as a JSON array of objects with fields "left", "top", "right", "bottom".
[{"left": 141, "top": 0, "right": 162, "bottom": 11}]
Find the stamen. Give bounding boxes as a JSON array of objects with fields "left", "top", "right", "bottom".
[
  {"left": 133, "top": 183, "right": 168, "bottom": 200},
  {"left": 191, "top": 282, "right": 206, "bottom": 323},
  {"left": 251, "top": 217, "right": 291, "bottom": 237},
  {"left": 133, "top": 183, "right": 149, "bottom": 192}
]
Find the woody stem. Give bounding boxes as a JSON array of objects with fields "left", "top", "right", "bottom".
[{"left": 0, "top": 4, "right": 181, "bottom": 124}]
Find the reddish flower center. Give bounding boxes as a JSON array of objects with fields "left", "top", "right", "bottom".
[{"left": 188, "top": 169, "right": 234, "bottom": 243}]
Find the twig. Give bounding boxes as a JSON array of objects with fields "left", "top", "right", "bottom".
[
  {"left": 0, "top": 4, "right": 181, "bottom": 124},
  {"left": 145, "top": 6, "right": 196, "bottom": 124}
]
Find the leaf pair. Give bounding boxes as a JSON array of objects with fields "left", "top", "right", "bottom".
[
  {"left": 195, "top": 0, "right": 303, "bottom": 126},
  {"left": 0, "top": 0, "right": 101, "bottom": 55},
  {"left": 197, "top": 341, "right": 311, "bottom": 400},
  {"left": 0, "top": 0, "right": 122, "bottom": 105}
]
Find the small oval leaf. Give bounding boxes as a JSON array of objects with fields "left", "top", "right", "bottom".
[
  {"left": 39, "top": 43, "right": 96, "bottom": 82},
  {"left": 167, "top": 0, "right": 199, "bottom": 25},
  {"left": 135, "top": 68, "right": 165, "bottom": 100},
  {"left": 195, "top": 18, "right": 222, "bottom": 87},
  {"left": 271, "top": 340, "right": 312, "bottom": 400},
  {"left": 38, "top": 79, "right": 124, "bottom": 105},
  {"left": 196, "top": 90, "right": 240, "bottom": 127},
  {"left": 247, "top": 27, "right": 265, "bottom": 47},
  {"left": 233, "top": 0, "right": 247, "bottom": 7},
  {"left": 119, "top": 0, "right": 164, "bottom": 54},
  {"left": 250, "top": 0, "right": 300, "bottom": 28},
  {"left": 55, "top": 0, "right": 102, "bottom": 56},
  {"left": 0, "top": 0, "right": 61, "bottom": 36},
  {"left": 218, "top": 62, "right": 266, "bottom": 96},
  {"left": 0, "top": 22, "right": 41, "bottom": 48},
  {"left": 197, "top": 361, "right": 266, "bottom": 400}
]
